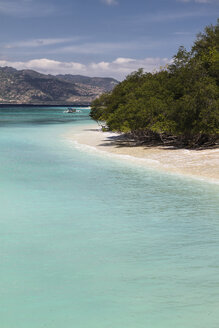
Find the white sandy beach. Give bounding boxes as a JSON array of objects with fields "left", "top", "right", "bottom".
[{"left": 67, "top": 123, "right": 219, "bottom": 183}]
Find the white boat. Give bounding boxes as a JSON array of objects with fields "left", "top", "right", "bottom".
[{"left": 67, "top": 108, "right": 76, "bottom": 113}]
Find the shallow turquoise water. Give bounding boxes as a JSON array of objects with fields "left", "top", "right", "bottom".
[{"left": 0, "top": 107, "right": 219, "bottom": 328}]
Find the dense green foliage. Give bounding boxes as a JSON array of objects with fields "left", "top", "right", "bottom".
[{"left": 90, "top": 21, "right": 219, "bottom": 147}]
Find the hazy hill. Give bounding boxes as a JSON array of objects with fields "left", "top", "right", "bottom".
[
  {"left": 0, "top": 67, "right": 118, "bottom": 105},
  {"left": 56, "top": 74, "right": 118, "bottom": 92}
]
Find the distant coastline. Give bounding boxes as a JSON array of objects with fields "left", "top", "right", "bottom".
[
  {"left": 0, "top": 66, "right": 118, "bottom": 106},
  {"left": 0, "top": 103, "right": 91, "bottom": 107}
]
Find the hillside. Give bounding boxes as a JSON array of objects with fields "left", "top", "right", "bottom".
[
  {"left": 56, "top": 74, "right": 118, "bottom": 92},
  {"left": 0, "top": 67, "right": 118, "bottom": 105}
]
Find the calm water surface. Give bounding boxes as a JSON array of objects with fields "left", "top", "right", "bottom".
[{"left": 0, "top": 107, "right": 219, "bottom": 328}]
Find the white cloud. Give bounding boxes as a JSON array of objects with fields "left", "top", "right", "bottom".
[
  {"left": 101, "top": 0, "right": 118, "bottom": 5},
  {"left": 0, "top": 0, "right": 55, "bottom": 17},
  {"left": 0, "top": 57, "right": 170, "bottom": 80},
  {"left": 1, "top": 39, "right": 155, "bottom": 56},
  {"left": 37, "top": 39, "right": 165, "bottom": 57},
  {"left": 53, "top": 41, "right": 139, "bottom": 55},
  {"left": 113, "top": 58, "right": 134, "bottom": 64},
  {"left": 0, "top": 59, "right": 85, "bottom": 74},
  {"left": 4, "top": 38, "right": 79, "bottom": 49}
]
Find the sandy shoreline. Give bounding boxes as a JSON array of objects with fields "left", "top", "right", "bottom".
[{"left": 66, "top": 123, "right": 219, "bottom": 184}]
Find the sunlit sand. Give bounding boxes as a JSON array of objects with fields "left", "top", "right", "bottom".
[{"left": 67, "top": 123, "right": 219, "bottom": 183}]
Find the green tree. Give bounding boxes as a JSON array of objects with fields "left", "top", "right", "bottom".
[{"left": 90, "top": 20, "right": 219, "bottom": 148}]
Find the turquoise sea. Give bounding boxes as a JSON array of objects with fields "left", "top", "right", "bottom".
[{"left": 0, "top": 106, "right": 219, "bottom": 328}]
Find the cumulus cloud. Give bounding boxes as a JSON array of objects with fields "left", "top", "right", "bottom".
[{"left": 0, "top": 57, "right": 170, "bottom": 80}]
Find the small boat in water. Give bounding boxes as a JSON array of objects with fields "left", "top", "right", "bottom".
[{"left": 67, "top": 108, "right": 76, "bottom": 113}]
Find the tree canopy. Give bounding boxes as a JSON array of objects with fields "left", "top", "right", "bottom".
[{"left": 90, "top": 20, "right": 219, "bottom": 148}]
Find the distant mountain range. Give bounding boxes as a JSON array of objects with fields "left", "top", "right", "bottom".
[{"left": 0, "top": 67, "right": 118, "bottom": 105}]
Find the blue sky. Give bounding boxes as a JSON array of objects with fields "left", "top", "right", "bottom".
[{"left": 0, "top": 0, "right": 218, "bottom": 79}]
